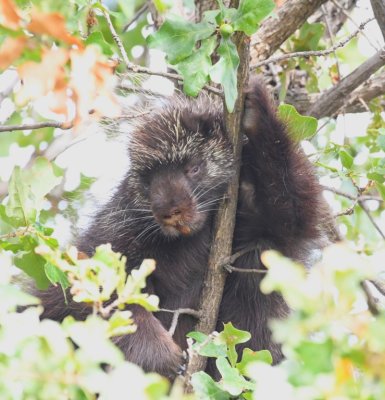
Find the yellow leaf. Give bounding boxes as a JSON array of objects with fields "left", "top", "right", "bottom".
[{"left": 335, "top": 358, "right": 354, "bottom": 385}]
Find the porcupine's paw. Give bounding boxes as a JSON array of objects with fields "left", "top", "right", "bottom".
[
  {"left": 242, "top": 78, "right": 274, "bottom": 138},
  {"left": 113, "top": 312, "right": 183, "bottom": 380}
]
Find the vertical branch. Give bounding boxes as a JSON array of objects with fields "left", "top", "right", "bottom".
[
  {"left": 370, "top": 0, "right": 385, "bottom": 41},
  {"left": 184, "top": 20, "right": 250, "bottom": 389}
]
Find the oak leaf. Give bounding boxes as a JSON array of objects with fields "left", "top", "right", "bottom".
[
  {"left": 0, "top": 0, "right": 21, "bottom": 30},
  {"left": 70, "top": 46, "right": 120, "bottom": 123},
  {"left": 27, "top": 9, "right": 83, "bottom": 47},
  {"left": 0, "top": 36, "right": 27, "bottom": 69},
  {"left": 17, "top": 48, "right": 69, "bottom": 110}
]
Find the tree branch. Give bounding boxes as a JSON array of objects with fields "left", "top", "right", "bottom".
[
  {"left": 286, "top": 70, "right": 385, "bottom": 115},
  {"left": 307, "top": 48, "right": 385, "bottom": 118},
  {"left": 362, "top": 280, "right": 380, "bottom": 315},
  {"left": 358, "top": 199, "right": 385, "bottom": 240},
  {"left": 123, "top": 3, "right": 149, "bottom": 32},
  {"left": 184, "top": 5, "right": 250, "bottom": 385},
  {"left": 250, "top": 0, "right": 328, "bottom": 63},
  {"left": 122, "top": 67, "right": 223, "bottom": 96},
  {"left": 0, "top": 121, "right": 73, "bottom": 133},
  {"left": 250, "top": 18, "right": 373, "bottom": 70},
  {"left": 370, "top": 0, "right": 385, "bottom": 42},
  {"left": 102, "top": 9, "right": 132, "bottom": 69}
]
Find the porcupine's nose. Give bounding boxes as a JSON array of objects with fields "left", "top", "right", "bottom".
[{"left": 162, "top": 207, "right": 182, "bottom": 225}]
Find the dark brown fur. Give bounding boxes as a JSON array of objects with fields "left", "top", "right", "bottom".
[{"left": 37, "top": 81, "right": 335, "bottom": 379}]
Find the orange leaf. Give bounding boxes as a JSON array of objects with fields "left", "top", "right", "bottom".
[
  {"left": 17, "top": 48, "right": 69, "bottom": 107},
  {"left": 27, "top": 9, "right": 83, "bottom": 47},
  {"left": 69, "top": 46, "right": 120, "bottom": 123},
  {"left": 0, "top": 36, "right": 27, "bottom": 69},
  {"left": 0, "top": 0, "right": 21, "bottom": 30}
]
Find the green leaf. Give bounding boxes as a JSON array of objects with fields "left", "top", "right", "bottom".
[
  {"left": 236, "top": 348, "right": 273, "bottom": 375},
  {"left": 367, "top": 172, "right": 385, "bottom": 183},
  {"left": 23, "top": 157, "right": 62, "bottom": 209},
  {"left": 153, "top": 0, "right": 173, "bottom": 13},
  {"left": 175, "top": 36, "right": 217, "bottom": 97},
  {"left": 217, "top": 322, "right": 251, "bottom": 366},
  {"left": 376, "top": 182, "right": 385, "bottom": 201},
  {"left": 296, "top": 340, "right": 334, "bottom": 373},
  {"left": 5, "top": 158, "right": 62, "bottom": 228},
  {"left": 210, "top": 37, "right": 239, "bottom": 112},
  {"left": 339, "top": 150, "right": 354, "bottom": 169},
  {"left": 232, "top": 0, "right": 275, "bottom": 35},
  {"left": 85, "top": 32, "right": 113, "bottom": 56},
  {"left": 187, "top": 331, "right": 228, "bottom": 358},
  {"left": 147, "top": 15, "right": 216, "bottom": 64},
  {"left": 216, "top": 357, "right": 255, "bottom": 396},
  {"left": 6, "top": 167, "right": 35, "bottom": 227},
  {"left": 44, "top": 262, "right": 70, "bottom": 290},
  {"left": 278, "top": 104, "right": 318, "bottom": 141},
  {"left": 292, "top": 22, "right": 325, "bottom": 51},
  {"left": 15, "top": 247, "right": 51, "bottom": 290},
  {"left": 191, "top": 371, "right": 231, "bottom": 400},
  {"left": 377, "top": 134, "right": 385, "bottom": 151}
]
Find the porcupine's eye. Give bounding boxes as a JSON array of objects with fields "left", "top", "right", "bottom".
[{"left": 185, "top": 164, "right": 201, "bottom": 179}]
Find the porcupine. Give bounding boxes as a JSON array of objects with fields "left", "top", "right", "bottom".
[{"left": 37, "top": 80, "right": 336, "bottom": 379}]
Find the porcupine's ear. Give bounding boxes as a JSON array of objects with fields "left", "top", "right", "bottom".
[{"left": 180, "top": 109, "right": 212, "bottom": 135}]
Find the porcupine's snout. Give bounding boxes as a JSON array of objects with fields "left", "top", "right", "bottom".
[{"left": 149, "top": 168, "right": 206, "bottom": 237}]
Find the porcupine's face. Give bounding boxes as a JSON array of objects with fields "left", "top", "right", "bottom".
[{"left": 128, "top": 96, "right": 234, "bottom": 238}]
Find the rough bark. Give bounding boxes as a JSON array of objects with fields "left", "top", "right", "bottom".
[
  {"left": 307, "top": 48, "right": 385, "bottom": 118},
  {"left": 250, "top": 0, "right": 329, "bottom": 62},
  {"left": 285, "top": 70, "right": 385, "bottom": 115},
  {"left": 185, "top": 12, "right": 250, "bottom": 389},
  {"left": 370, "top": 0, "right": 385, "bottom": 41}
]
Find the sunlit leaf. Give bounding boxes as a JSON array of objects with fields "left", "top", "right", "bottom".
[
  {"left": 191, "top": 371, "right": 230, "bottom": 400},
  {"left": 176, "top": 36, "right": 216, "bottom": 97},
  {"left": 27, "top": 8, "right": 83, "bottom": 46},
  {"left": 0, "top": 36, "right": 26, "bottom": 69},
  {"left": 210, "top": 37, "right": 239, "bottom": 112},
  {"left": 278, "top": 104, "right": 318, "bottom": 141},
  {"left": 147, "top": 15, "right": 215, "bottom": 64},
  {"left": 232, "top": 0, "right": 275, "bottom": 35},
  {"left": 0, "top": 0, "right": 22, "bottom": 30}
]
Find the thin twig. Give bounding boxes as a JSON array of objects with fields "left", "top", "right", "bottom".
[
  {"left": 157, "top": 308, "right": 201, "bottom": 336},
  {"left": 226, "top": 243, "right": 259, "bottom": 264},
  {"left": 250, "top": 18, "right": 374, "bottom": 70},
  {"left": 358, "top": 199, "right": 385, "bottom": 240},
  {"left": 0, "top": 121, "right": 73, "bottom": 133},
  {"left": 102, "top": 9, "right": 132, "bottom": 69},
  {"left": 103, "top": 8, "right": 222, "bottom": 97},
  {"left": 122, "top": 67, "right": 223, "bottom": 97},
  {"left": 224, "top": 265, "right": 267, "bottom": 274},
  {"left": 322, "top": 185, "right": 357, "bottom": 200},
  {"left": 322, "top": 4, "right": 341, "bottom": 81},
  {"left": 362, "top": 280, "right": 379, "bottom": 315},
  {"left": 123, "top": 3, "right": 149, "bottom": 32},
  {"left": 330, "top": 0, "right": 379, "bottom": 51},
  {"left": 370, "top": 279, "right": 385, "bottom": 298},
  {"left": 334, "top": 201, "right": 358, "bottom": 217}
]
